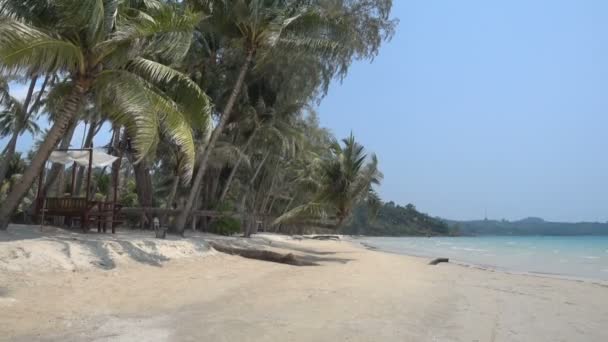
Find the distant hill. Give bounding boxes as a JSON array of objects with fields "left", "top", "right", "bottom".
[
  {"left": 341, "top": 202, "right": 608, "bottom": 236},
  {"left": 340, "top": 202, "right": 454, "bottom": 236},
  {"left": 449, "top": 217, "right": 608, "bottom": 236}
]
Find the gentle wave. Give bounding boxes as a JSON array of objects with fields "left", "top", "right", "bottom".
[
  {"left": 360, "top": 236, "right": 608, "bottom": 281},
  {"left": 450, "top": 247, "right": 488, "bottom": 252}
]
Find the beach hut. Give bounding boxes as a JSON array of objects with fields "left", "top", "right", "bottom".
[{"left": 35, "top": 148, "right": 123, "bottom": 233}]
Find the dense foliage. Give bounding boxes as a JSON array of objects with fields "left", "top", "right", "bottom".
[
  {"left": 341, "top": 202, "right": 453, "bottom": 236},
  {"left": 0, "top": 0, "right": 397, "bottom": 235}
]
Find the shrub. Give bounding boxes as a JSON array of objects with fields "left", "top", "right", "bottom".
[{"left": 211, "top": 216, "right": 241, "bottom": 236}]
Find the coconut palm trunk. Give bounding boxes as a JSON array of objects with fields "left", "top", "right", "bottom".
[
  {"left": 41, "top": 122, "right": 78, "bottom": 197},
  {"left": 0, "top": 133, "right": 18, "bottom": 181},
  {"left": 106, "top": 127, "right": 122, "bottom": 202},
  {"left": 161, "top": 174, "right": 179, "bottom": 225},
  {"left": 133, "top": 159, "right": 154, "bottom": 228},
  {"left": 253, "top": 161, "right": 279, "bottom": 234},
  {"left": 174, "top": 50, "right": 253, "bottom": 234},
  {"left": 74, "top": 120, "right": 98, "bottom": 195},
  {"left": 0, "top": 83, "right": 85, "bottom": 230},
  {"left": 241, "top": 150, "right": 270, "bottom": 237},
  {"left": 217, "top": 129, "right": 257, "bottom": 204}
]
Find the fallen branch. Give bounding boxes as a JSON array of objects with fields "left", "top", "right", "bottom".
[{"left": 209, "top": 241, "right": 318, "bottom": 266}]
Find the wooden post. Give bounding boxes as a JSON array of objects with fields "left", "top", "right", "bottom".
[
  {"left": 70, "top": 161, "right": 78, "bottom": 195},
  {"left": 110, "top": 152, "right": 122, "bottom": 234},
  {"left": 83, "top": 148, "right": 93, "bottom": 233},
  {"left": 85, "top": 148, "right": 93, "bottom": 201}
]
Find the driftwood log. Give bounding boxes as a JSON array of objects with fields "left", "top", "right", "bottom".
[
  {"left": 310, "top": 235, "right": 340, "bottom": 241},
  {"left": 209, "top": 242, "right": 318, "bottom": 266},
  {"left": 429, "top": 258, "right": 449, "bottom": 265}
]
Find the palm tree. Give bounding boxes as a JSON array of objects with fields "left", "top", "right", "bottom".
[
  {"left": 174, "top": 0, "right": 339, "bottom": 233},
  {"left": 0, "top": 76, "right": 47, "bottom": 184},
  {"left": 0, "top": 152, "right": 27, "bottom": 207},
  {"left": 274, "top": 133, "right": 382, "bottom": 228},
  {"left": 0, "top": 90, "right": 41, "bottom": 137},
  {"left": 0, "top": 0, "right": 211, "bottom": 229}
]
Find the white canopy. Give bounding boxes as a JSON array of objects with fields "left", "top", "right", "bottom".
[{"left": 48, "top": 149, "right": 118, "bottom": 168}]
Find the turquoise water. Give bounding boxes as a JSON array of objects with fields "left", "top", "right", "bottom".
[{"left": 360, "top": 236, "right": 608, "bottom": 281}]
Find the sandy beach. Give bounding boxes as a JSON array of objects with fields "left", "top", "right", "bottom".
[{"left": 1, "top": 226, "right": 607, "bottom": 342}]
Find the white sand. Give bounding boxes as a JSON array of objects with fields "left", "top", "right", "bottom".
[{"left": 1, "top": 225, "right": 607, "bottom": 341}]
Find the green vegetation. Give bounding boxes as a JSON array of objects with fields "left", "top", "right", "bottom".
[
  {"left": 450, "top": 217, "right": 608, "bottom": 236},
  {"left": 274, "top": 133, "right": 382, "bottom": 229},
  {"left": 342, "top": 202, "right": 453, "bottom": 236},
  {"left": 0, "top": 0, "right": 397, "bottom": 235},
  {"left": 210, "top": 216, "right": 241, "bottom": 236}
]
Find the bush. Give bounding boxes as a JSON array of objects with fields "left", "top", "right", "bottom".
[{"left": 211, "top": 216, "right": 241, "bottom": 236}]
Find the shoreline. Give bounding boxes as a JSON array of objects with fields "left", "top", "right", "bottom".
[
  {"left": 356, "top": 238, "right": 608, "bottom": 286},
  {"left": 2, "top": 228, "right": 608, "bottom": 341}
]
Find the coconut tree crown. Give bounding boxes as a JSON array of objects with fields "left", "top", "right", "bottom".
[{"left": 0, "top": 0, "right": 212, "bottom": 174}]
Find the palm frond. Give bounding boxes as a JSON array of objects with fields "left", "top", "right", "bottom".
[
  {"left": 55, "top": 0, "right": 106, "bottom": 43},
  {"left": 272, "top": 202, "right": 329, "bottom": 226},
  {"left": 126, "top": 57, "right": 212, "bottom": 129},
  {"left": 209, "top": 140, "right": 250, "bottom": 169},
  {"left": 94, "top": 69, "right": 196, "bottom": 179},
  {"left": 97, "top": 5, "right": 203, "bottom": 64},
  {"left": 0, "top": 18, "right": 85, "bottom": 75}
]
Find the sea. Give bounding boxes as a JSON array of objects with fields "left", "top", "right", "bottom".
[{"left": 359, "top": 236, "right": 608, "bottom": 281}]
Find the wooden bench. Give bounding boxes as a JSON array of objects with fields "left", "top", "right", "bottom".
[
  {"left": 37, "top": 198, "right": 124, "bottom": 233},
  {"left": 37, "top": 197, "right": 98, "bottom": 232}
]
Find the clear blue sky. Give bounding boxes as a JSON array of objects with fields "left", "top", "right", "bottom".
[
  {"left": 4, "top": 0, "right": 608, "bottom": 222},
  {"left": 317, "top": 0, "right": 608, "bottom": 222}
]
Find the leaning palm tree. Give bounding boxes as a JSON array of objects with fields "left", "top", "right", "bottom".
[
  {"left": 274, "top": 133, "right": 382, "bottom": 228},
  {"left": 0, "top": 0, "right": 211, "bottom": 229},
  {"left": 175, "top": 0, "right": 341, "bottom": 233}
]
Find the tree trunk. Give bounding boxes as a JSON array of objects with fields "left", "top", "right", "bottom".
[
  {"left": 106, "top": 127, "right": 121, "bottom": 201},
  {"left": 241, "top": 151, "right": 270, "bottom": 238},
  {"left": 29, "top": 75, "right": 51, "bottom": 117},
  {"left": 52, "top": 165, "right": 67, "bottom": 226},
  {"left": 259, "top": 162, "right": 280, "bottom": 214},
  {"left": 217, "top": 130, "right": 257, "bottom": 204},
  {"left": 207, "top": 168, "right": 220, "bottom": 207},
  {"left": 0, "top": 83, "right": 85, "bottom": 230},
  {"left": 276, "top": 196, "right": 295, "bottom": 233},
  {"left": 106, "top": 127, "right": 125, "bottom": 232},
  {"left": 192, "top": 188, "right": 202, "bottom": 231},
  {"left": 15, "top": 74, "right": 53, "bottom": 222},
  {"left": 133, "top": 161, "right": 153, "bottom": 207},
  {"left": 208, "top": 241, "right": 317, "bottom": 266},
  {"left": 41, "top": 123, "right": 77, "bottom": 197},
  {"left": 258, "top": 172, "right": 278, "bottom": 232},
  {"left": 0, "top": 133, "right": 18, "bottom": 184},
  {"left": 74, "top": 120, "right": 98, "bottom": 195},
  {"left": 162, "top": 174, "right": 179, "bottom": 225},
  {"left": 21, "top": 75, "right": 38, "bottom": 113},
  {"left": 174, "top": 50, "right": 254, "bottom": 234},
  {"left": 133, "top": 159, "right": 154, "bottom": 228}
]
